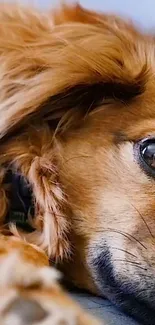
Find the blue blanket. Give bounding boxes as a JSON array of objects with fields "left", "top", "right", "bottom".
[{"left": 72, "top": 292, "right": 140, "bottom": 325}]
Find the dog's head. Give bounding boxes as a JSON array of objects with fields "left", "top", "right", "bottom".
[{"left": 1, "top": 3, "right": 155, "bottom": 323}]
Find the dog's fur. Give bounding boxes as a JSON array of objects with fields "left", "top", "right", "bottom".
[{"left": 0, "top": 2, "right": 155, "bottom": 324}]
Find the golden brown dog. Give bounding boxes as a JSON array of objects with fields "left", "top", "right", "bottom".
[{"left": 0, "top": 2, "right": 154, "bottom": 324}]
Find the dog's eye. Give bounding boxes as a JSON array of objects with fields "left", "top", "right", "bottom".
[{"left": 135, "top": 138, "right": 155, "bottom": 176}]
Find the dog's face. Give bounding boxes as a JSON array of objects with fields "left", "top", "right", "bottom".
[
  {"left": 1, "top": 3, "right": 155, "bottom": 323},
  {"left": 59, "top": 93, "right": 155, "bottom": 322}
]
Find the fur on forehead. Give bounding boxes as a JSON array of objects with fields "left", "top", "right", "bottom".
[{"left": 0, "top": 2, "right": 150, "bottom": 142}]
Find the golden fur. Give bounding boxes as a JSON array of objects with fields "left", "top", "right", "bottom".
[{"left": 0, "top": 2, "right": 154, "bottom": 324}]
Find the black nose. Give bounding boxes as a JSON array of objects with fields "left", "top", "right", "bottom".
[{"left": 4, "top": 297, "right": 48, "bottom": 324}]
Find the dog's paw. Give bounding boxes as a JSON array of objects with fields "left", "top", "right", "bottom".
[
  {"left": 1, "top": 297, "right": 48, "bottom": 325},
  {"left": 0, "top": 253, "right": 101, "bottom": 325}
]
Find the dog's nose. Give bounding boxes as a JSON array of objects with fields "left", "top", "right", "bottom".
[{"left": 3, "top": 297, "right": 48, "bottom": 324}]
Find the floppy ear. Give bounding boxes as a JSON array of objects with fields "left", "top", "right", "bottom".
[
  {"left": 53, "top": 2, "right": 108, "bottom": 25},
  {"left": 53, "top": 2, "right": 135, "bottom": 31},
  {"left": 0, "top": 2, "right": 147, "bottom": 142}
]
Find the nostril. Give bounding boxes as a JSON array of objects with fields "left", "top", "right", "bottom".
[{"left": 3, "top": 297, "right": 48, "bottom": 324}]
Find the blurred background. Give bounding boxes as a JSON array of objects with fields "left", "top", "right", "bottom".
[{"left": 13, "top": 0, "right": 155, "bottom": 30}]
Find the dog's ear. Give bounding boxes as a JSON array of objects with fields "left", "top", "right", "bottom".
[
  {"left": 53, "top": 3, "right": 108, "bottom": 25},
  {"left": 0, "top": 3, "right": 147, "bottom": 142},
  {"left": 52, "top": 3, "right": 140, "bottom": 38},
  {"left": 53, "top": 3, "right": 127, "bottom": 28}
]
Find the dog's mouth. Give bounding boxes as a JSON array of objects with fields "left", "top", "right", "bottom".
[
  {"left": 90, "top": 247, "right": 155, "bottom": 325},
  {"left": 4, "top": 170, "right": 35, "bottom": 233}
]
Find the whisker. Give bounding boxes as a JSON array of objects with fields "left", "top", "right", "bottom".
[
  {"left": 94, "top": 228, "right": 147, "bottom": 250},
  {"left": 130, "top": 202, "right": 154, "bottom": 239},
  {"left": 112, "top": 259, "right": 148, "bottom": 271},
  {"left": 81, "top": 226, "right": 147, "bottom": 250},
  {"left": 113, "top": 259, "right": 141, "bottom": 266},
  {"left": 111, "top": 247, "right": 137, "bottom": 258}
]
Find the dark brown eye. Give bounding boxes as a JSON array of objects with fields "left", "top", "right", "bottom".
[
  {"left": 141, "top": 141, "right": 155, "bottom": 168},
  {"left": 135, "top": 138, "right": 155, "bottom": 177}
]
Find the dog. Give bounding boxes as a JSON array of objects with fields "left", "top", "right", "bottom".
[{"left": 0, "top": 2, "right": 154, "bottom": 324}]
